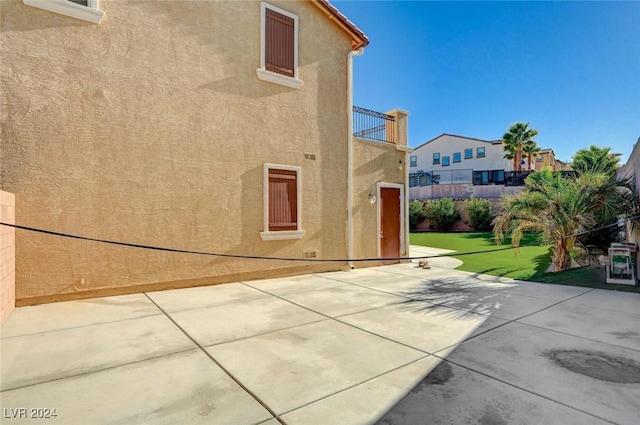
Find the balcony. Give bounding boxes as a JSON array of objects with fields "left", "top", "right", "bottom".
[{"left": 353, "top": 106, "right": 397, "bottom": 144}]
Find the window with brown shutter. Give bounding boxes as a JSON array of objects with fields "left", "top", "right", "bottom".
[
  {"left": 268, "top": 168, "right": 298, "bottom": 231},
  {"left": 260, "top": 164, "right": 305, "bottom": 240},
  {"left": 256, "top": 3, "right": 302, "bottom": 89},
  {"left": 265, "top": 8, "right": 295, "bottom": 77}
]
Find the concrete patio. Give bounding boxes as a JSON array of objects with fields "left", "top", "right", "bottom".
[{"left": 1, "top": 246, "right": 639, "bottom": 425}]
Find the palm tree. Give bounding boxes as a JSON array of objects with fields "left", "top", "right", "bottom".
[
  {"left": 572, "top": 145, "right": 622, "bottom": 175},
  {"left": 502, "top": 122, "right": 539, "bottom": 172},
  {"left": 493, "top": 169, "right": 636, "bottom": 272},
  {"left": 572, "top": 146, "right": 636, "bottom": 250},
  {"left": 523, "top": 140, "right": 542, "bottom": 171}
]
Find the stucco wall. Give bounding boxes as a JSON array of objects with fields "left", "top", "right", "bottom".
[
  {"left": 1, "top": 0, "right": 356, "bottom": 303},
  {"left": 0, "top": 191, "right": 16, "bottom": 324},
  {"left": 352, "top": 138, "right": 407, "bottom": 266},
  {"left": 618, "top": 140, "right": 640, "bottom": 249}
]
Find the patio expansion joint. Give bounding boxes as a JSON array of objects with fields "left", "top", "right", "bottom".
[
  {"left": 310, "top": 272, "right": 516, "bottom": 321},
  {"left": 0, "top": 347, "right": 198, "bottom": 393},
  {"left": 0, "top": 312, "right": 166, "bottom": 341},
  {"left": 182, "top": 286, "right": 431, "bottom": 424},
  {"left": 428, "top": 354, "right": 619, "bottom": 425},
  {"left": 275, "top": 354, "right": 433, "bottom": 419},
  {"left": 241, "top": 275, "right": 346, "bottom": 296},
  {"left": 148, "top": 292, "right": 272, "bottom": 316},
  {"left": 437, "top": 287, "right": 599, "bottom": 349},
  {"left": 142, "top": 293, "right": 283, "bottom": 424},
  {"left": 202, "top": 317, "right": 331, "bottom": 348},
  {"left": 515, "top": 321, "right": 640, "bottom": 354},
  {"left": 417, "top": 287, "right": 623, "bottom": 424},
  {"left": 241, "top": 282, "right": 439, "bottom": 356}
]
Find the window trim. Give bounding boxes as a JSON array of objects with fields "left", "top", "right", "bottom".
[
  {"left": 477, "top": 147, "right": 486, "bottom": 158},
  {"left": 23, "top": 0, "right": 105, "bottom": 24},
  {"left": 433, "top": 153, "right": 440, "bottom": 165},
  {"left": 410, "top": 156, "right": 417, "bottom": 167},
  {"left": 442, "top": 156, "right": 450, "bottom": 167},
  {"left": 453, "top": 152, "right": 461, "bottom": 163},
  {"left": 256, "top": 2, "right": 303, "bottom": 89},
  {"left": 260, "top": 163, "right": 305, "bottom": 241},
  {"left": 464, "top": 148, "right": 473, "bottom": 159}
]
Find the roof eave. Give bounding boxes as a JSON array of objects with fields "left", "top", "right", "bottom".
[{"left": 311, "top": 0, "right": 370, "bottom": 50}]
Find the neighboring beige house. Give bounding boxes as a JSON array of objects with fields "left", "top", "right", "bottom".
[
  {"left": 534, "top": 148, "right": 571, "bottom": 171},
  {"left": 0, "top": 0, "right": 410, "bottom": 305},
  {"left": 409, "top": 133, "right": 536, "bottom": 200}
]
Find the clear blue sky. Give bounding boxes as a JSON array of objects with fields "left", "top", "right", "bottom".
[{"left": 334, "top": 0, "right": 640, "bottom": 163}]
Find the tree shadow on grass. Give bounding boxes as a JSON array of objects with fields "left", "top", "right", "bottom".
[{"left": 531, "top": 248, "right": 553, "bottom": 278}]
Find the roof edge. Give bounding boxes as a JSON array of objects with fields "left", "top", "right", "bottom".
[
  {"left": 413, "top": 133, "right": 501, "bottom": 151},
  {"left": 311, "top": 0, "right": 369, "bottom": 50}
]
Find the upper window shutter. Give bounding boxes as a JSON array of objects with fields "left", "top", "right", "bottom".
[
  {"left": 268, "top": 168, "right": 298, "bottom": 231},
  {"left": 265, "top": 8, "right": 295, "bottom": 77}
]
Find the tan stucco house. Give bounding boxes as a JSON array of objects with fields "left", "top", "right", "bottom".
[
  {"left": 0, "top": 0, "right": 410, "bottom": 306},
  {"left": 618, "top": 138, "right": 640, "bottom": 280}
]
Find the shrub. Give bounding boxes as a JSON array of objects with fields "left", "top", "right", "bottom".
[
  {"left": 424, "top": 198, "right": 461, "bottom": 231},
  {"left": 409, "top": 200, "right": 426, "bottom": 231},
  {"left": 464, "top": 197, "right": 494, "bottom": 231}
]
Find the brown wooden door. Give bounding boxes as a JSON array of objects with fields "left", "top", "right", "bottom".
[{"left": 380, "top": 187, "right": 401, "bottom": 265}]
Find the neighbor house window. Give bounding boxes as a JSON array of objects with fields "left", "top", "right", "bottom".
[
  {"left": 453, "top": 152, "right": 461, "bottom": 163},
  {"left": 256, "top": 2, "right": 302, "bottom": 89},
  {"left": 433, "top": 153, "right": 440, "bottom": 165},
  {"left": 410, "top": 156, "right": 417, "bottom": 167},
  {"left": 23, "top": 0, "right": 105, "bottom": 23},
  {"left": 465, "top": 148, "right": 473, "bottom": 159},
  {"left": 442, "top": 156, "right": 450, "bottom": 166},
  {"left": 473, "top": 171, "right": 489, "bottom": 185},
  {"left": 477, "top": 147, "right": 486, "bottom": 158},
  {"left": 260, "top": 164, "right": 305, "bottom": 240},
  {"left": 473, "top": 169, "right": 505, "bottom": 185}
]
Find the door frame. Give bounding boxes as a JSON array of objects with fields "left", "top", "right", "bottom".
[{"left": 377, "top": 182, "right": 406, "bottom": 261}]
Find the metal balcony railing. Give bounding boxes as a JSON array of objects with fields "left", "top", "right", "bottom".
[{"left": 353, "top": 106, "right": 396, "bottom": 144}]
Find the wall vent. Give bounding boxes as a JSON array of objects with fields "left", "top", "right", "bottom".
[
  {"left": 304, "top": 153, "right": 316, "bottom": 160},
  {"left": 304, "top": 251, "right": 317, "bottom": 258}
]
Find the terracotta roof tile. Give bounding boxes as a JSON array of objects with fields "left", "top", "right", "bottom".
[{"left": 311, "top": 0, "right": 369, "bottom": 50}]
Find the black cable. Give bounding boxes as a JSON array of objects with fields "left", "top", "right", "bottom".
[{"left": 1, "top": 213, "right": 638, "bottom": 263}]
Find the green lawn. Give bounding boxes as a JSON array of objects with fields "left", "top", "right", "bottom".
[{"left": 411, "top": 232, "right": 640, "bottom": 293}]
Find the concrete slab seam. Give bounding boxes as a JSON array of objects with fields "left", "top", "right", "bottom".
[
  {"left": 0, "top": 312, "right": 165, "bottom": 340},
  {"left": 0, "top": 347, "right": 198, "bottom": 393},
  {"left": 236, "top": 281, "right": 446, "bottom": 356},
  {"left": 443, "top": 287, "right": 598, "bottom": 349},
  {"left": 201, "top": 317, "right": 331, "bottom": 348},
  {"left": 308, "top": 273, "right": 429, "bottom": 300},
  {"left": 275, "top": 354, "right": 433, "bottom": 421},
  {"left": 142, "top": 292, "right": 282, "bottom": 424},
  {"left": 147, "top": 293, "right": 272, "bottom": 314},
  {"left": 429, "top": 355, "right": 619, "bottom": 425},
  {"left": 318, "top": 277, "right": 520, "bottom": 322},
  {"left": 241, "top": 275, "right": 344, "bottom": 296},
  {"left": 516, "top": 321, "right": 640, "bottom": 354}
]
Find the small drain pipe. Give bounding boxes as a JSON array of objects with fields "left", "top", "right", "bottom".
[{"left": 347, "top": 48, "right": 364, "bottom": 270}]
